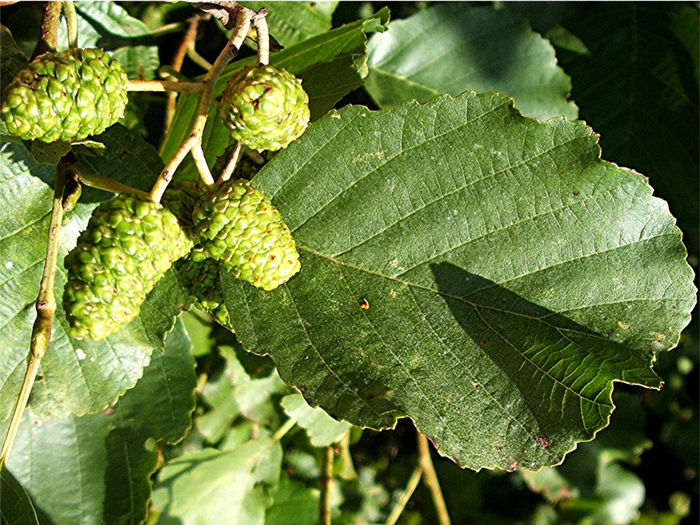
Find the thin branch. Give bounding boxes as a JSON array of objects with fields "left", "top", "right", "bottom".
[
  {"left": 319, "top": 445, "right": 334, "bottom": 525},
  {"left": 191, "top": 143, "right": 214, "bottom": 185},
  {"left": 163, "top": 14, "right": 201, "bottom": 141},
  {"left": 75, "top": 168, "right": 150, "bottom": 199},
  {"left": 31, "top": 1, "right": 62, "bottom": 59},
  {"left": 252, "top": 9, "right": 269, "bottom": 66},
  {"left": 149, "top": 7, "right": 253, "bottom": 202},
  {"left": 216, "top": 141, "right": 242, "bottom": 184},
  {"left": 271, "top": 418, "right": 295, "bottom": 442},
  {"left": 186, "top": 46, "right": 214, "bottom": 71},
  {"left": 0, "top": 167, "right": 67, "bottom": 468},
  {"left": 417, "top": 432, "right": 451, "bottom": 525},
  {"left": 63, "top": 0, "right": 78, "bottom": 48},
  {"left": 126, "top": 79, "right": 203, "bottom": 93},
  {"left": 385, "top": 466, "right": 423, "bottom": 525}
]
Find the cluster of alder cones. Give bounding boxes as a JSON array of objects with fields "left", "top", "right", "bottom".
[{"left": 1, "top": 47, "right": 310, "bottom": 341}]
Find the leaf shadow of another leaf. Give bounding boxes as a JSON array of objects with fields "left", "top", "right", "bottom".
[{"left": 428, "top": 262, "right": 659, "bottom": 442}]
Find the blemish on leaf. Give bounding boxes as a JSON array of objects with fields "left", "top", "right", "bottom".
[
  {"left": 389, "top": 288, "right": 397, "bottom": 298},
  {"left": 359, "top": 297, "right": 370, "bottom": 310},
  {"left": 495, "top": 445, "right": 503, "bottom": 452},
  {"left": 536, "top": 435, "right": 550, "bottom": 449},
  {"left": 507, "top": 458, "right": 519, "bottom": 472},
  {"left": 617, "top": 320, "right": 629, "bottom": 330}
]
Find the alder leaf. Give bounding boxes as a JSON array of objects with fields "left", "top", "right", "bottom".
[
  {"left": 366, "top": 4, "right": 577, "bottom": 120},
  {"left": 0, "top": 126, "right": 188, "bottom": 421},
  {"left": 222, "top": 92, "right": 696, "bottom": 471},
  {"left": 4, "top": 321, "right": 196, "bottom": 525}
]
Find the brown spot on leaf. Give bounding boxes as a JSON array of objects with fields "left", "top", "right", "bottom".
[
  {"left": 507, "top": 458, "right": 519, "bottom": 472},
  {"left": 536, "top": 435, "right": 550, "bottom": 449}
]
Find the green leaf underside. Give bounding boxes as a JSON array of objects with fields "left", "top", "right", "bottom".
[
  {"left": 222, "top": 92, "right": 695, "bottom": 471},
  {"left": 281, "top": 392, "right": 352, "bottom": 447},
  {"left": 366, "top": 4, "right": 577, "bottom": 121},
  {"left": 4, "top": 321, "right": 196, "bottom": 525},
  {"left": 240, "top": 2, "right": 338, "bottom": 47},
  {"left": 160, "top": 8, "right": 390, "bottom": 167},
  {"left": 151, "top": 440, "right": 283, "bottom": 525},
  {"left": 0, "top": 126, "right": 188, "bottom": 421}
]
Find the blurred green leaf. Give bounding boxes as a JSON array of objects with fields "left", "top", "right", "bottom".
[
  {"left": 240, "top": 2, "right": 338, "bottom": 47},
  {"left": 265, "top": 474, "right": 319, "bottom": 525},
  {"left": 0, "top": 24, "right": 28, "bottom": 92},
  {"left": 281, "top": 392, "right": 352, "bottom": 447},
  {"left": 223, "top": 92, "right": 695, "bottom": 470},
  {"left": 1, "top": 466, "right": 38, "bottom": 525},
  {"left": 366, "top": 4, "right": 577, "bottom": 120},
  {"left": 152, "top": 438, "right": 283, "bottom": 525},
  {"left": 4, "top": 322, "right": 196, "bottom": 525},
  {"left": 0, "top": 125, "right": 189, "bottom": 421}
]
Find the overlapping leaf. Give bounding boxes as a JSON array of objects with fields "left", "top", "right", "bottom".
[
  {"left": 222, "top": 91, "right": 696, "bottom": 470},
  {"left": 366, "top": 4, "right": 577, "bottom": 120},
  {"left": 0, "top": 125, "right": 188, "bottom": 420},
  {"left": 240, "top": 2, "right": 338, "bottom": 47},
  {"left": 4, "top": 322, "right": 196, "bottom": 524}
]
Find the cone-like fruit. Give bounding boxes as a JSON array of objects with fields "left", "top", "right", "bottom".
[
  {"left": 1, "top": 48, "right": 127, "bottom": 143},
  {"left": 193, "top": 179, "right": 300, "bottom": 291},
  {"left": 175, "top": 251, "right": 233, "bottom": 331},
  {"left": 63, "top": 194, "right": 193, "bottom": 341},
  {"left": 220, "top": 65, "right": 309, "bottom": 151},
  {"left": 161, "top": 179, "right": 204, "bottom": 237}
]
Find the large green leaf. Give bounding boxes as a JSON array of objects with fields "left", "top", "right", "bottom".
[
  {"left": 0, "top": 126, "right": 188, "bottom": 421},
  {"left": 240, "top": 2, "right": 338, "bottom": 47},
  {"left": 557, "top": 4, "right": 699, "bottom": 249},
  {"left": 151, "top": 437, "right": 283, "bottom": 525},
  {"left": 222, "top": 92, "right": 695, "bottom": 470},
  {"left": 1, "top": 466, "right": 39, "bottom": 525},
  {"left": 4, "top": 321, "right": 196, "bottom": 525},
  {"left": 160, "top": 9, "right": 390, "bottom": 167},
  {"left": 366, "top": 4, "right": 577, "bottom": 120}
]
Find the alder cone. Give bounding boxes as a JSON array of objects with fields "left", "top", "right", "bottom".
[
  {"left": 220, "top": 65, "right": 309, "bottom": 151},
  {"left": 63, "top": 195, "right": 193, "bottom": 341},
  {"left": 1, "top": 48, "right": 127, "bottom": 143},
  {"left": 192, "top": 179, "right": 300, "bottom": 291}
]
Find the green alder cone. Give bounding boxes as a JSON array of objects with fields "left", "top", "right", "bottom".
[
  {"left": 63, "top": 194, "right": 193, "bottom": 341},
  {"left": 162, "top": 180, "right": 233, "bottom": 329},
  {"left": 192, "top": 179, "right": 301, "bottom": 291},
  {"left": 175, "top": 251, "right": 233, "bottom": 331},
  {"left": 1, "top": 48, "right": 127, "bottom": 143},
  {"left": 219, "top": 65, "right": 310, "bottom": 151}
]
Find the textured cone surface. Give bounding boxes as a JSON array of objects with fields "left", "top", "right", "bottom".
[
  {"left": 193, "top": 179, "right": 300, "bottom": 291},
  {"left": 176, "top": 251, "right": 233, "bottom": 331},
  {"left": 161, "top": 179, "right": 205, "bottom": 237},
  {"left": 1, "top": 48, "right": 127, "bottom": 143},
  {"left": 63, "top": 195, "right": 193, "bottom": 341},
  {"left": 220, "top": 65, "right": 309, "bottom": 151}
]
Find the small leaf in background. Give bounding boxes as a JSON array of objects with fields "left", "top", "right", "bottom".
[
  {"left": 281, "top": 392, "right": 352, "bottom": 447},
  {"left": 0, "top": 125, "right": 188, "bottom": 421},
  {"left": 265, "top": 474, "right": 319, "bottom": 525},
  {"left": 224, "top": 91, "right": 695, "bottom": 471},
  {"left": 1, "top": 466, "right": 39, "bottom": 525},
  {"left": 151, "top": 439, "right": 283, "bottom": 525},
  {"left": 240, "top": 2, "right": 338, "bottom": 47},
  {"left": 556, "top": 4, "right": 699, "bottom": 248},
  {"left": 3, "top": 321, "right": 196, "bottom": 525},
  {"left": 366, "top": 3, "right": 577, "bottom": 120}
]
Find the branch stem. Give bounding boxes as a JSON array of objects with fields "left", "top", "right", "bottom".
[
  {"left": 149, "top": 7, "right": 252, "bottom": 202},
  {"left": 63, "top": 0, "right": 78, "bottom": 48},
  {"left": 186, "top": 46, "right": 213, "bottom": 71},
  {"left": 126, "top": 79, "right": 203, "bottom": 93},
  {"left": 417, "top": 432, "right": 451, "bottom": 525},
  {"left": 191, "top": 143, "right": 214, "bottom": 185},
  {"left": 31, "top": 1, "right": 62, "bottom": 59},
  {"left": 217, "top": 141, "right": 242, "bottom": 184},
  {"left": 271, "top": 418, "right": 295, "bottom": 442},
  {"left": 76, "top": 169, "right": 149, "bottom": 199},
  {"left": 385, "top": 466, "right": 423, "bottom": 525},
  {"left": 0, "top": 168, "right": 66, "bottom": 468},
  {"left": 319, "top": 445, "right": 334, "bottom": 525},
  {"left": 252, "top": 10, "right": 269, "bottom": 66}
]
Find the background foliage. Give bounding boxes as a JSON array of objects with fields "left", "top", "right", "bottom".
[{"left": 0, "top": 2, "right": 697, "bottom": 524}]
